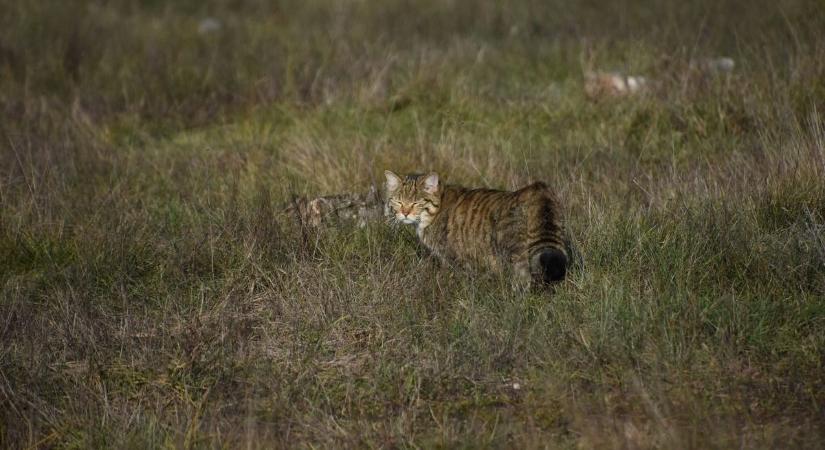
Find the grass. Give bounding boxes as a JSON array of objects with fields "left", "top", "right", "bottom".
[{"left": 1, "top": 0, "right": 824, "bottom": 448}]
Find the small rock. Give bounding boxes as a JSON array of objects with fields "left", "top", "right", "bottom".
[
  {"left": 703, "top": 57, "right": 735, "bottom": 73},
  {"left": 584, "top": 71, "right": 648, "bottom": 99},
  {"left": 198, "top": 18, "right": 222, "bottom": 35}
]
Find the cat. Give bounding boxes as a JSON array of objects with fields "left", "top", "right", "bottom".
[
  {"left": 384, "top": 170, "right": 568, "bottom": 286},
  {"left": 287, "top": 185, "right": 382, "bottom": 229}
]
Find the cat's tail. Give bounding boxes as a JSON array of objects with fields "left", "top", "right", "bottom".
[
  {"left": 530, "top": 248, "right": 568, "bottom": 283},
  {"left": 522, "top": 182, "right": 568, "bottom": 284}
]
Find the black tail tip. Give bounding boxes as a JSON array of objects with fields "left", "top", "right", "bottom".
[{"left": 538, "top": 249, "right": 567, "bottom": 283}]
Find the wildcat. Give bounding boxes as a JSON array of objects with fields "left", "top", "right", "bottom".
[
  {"left": 384, "top": 171, "right": 568, "bottom": 286},
  {"left": 287, "top": 186, "right": 382, "bottom": 228}
]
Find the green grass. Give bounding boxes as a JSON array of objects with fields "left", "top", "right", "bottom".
[{"left": 1, "top": 0, "right": 824, "bottom": 448}]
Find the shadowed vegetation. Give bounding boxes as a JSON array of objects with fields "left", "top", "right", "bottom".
[{"left": 1, "top": 0, "right": 824, "bottom": 448}]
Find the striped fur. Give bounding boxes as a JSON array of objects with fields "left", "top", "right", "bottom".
[{"left": 385, "top": 171, "right": 568, "bottom": 286}]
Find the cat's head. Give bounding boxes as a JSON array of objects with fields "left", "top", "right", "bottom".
[{"left": 384, "top": 170, "right": 441, "bottom": 227}]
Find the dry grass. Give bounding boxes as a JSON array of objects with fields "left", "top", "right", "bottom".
[{"left": 1, "top": 0, "right": 824, "bottom": 448}]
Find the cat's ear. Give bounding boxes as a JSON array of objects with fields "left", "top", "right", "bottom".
[
  {"left": 384, "top": 170, "right": 402, "bottom": 192},
  {"left": 422, "top": 172, "right": 439, "bottom": 194}
]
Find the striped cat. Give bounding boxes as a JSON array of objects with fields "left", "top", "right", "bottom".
[{"left": 385, "top": 171, "right": 568, "bottom": 286}]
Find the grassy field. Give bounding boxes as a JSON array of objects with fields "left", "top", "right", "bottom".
[{"left": 1, "top": 0, "right": 824, "bottom": 448}]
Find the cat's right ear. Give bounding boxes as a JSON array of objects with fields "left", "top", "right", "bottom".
[{"left": 384, "top": 170, "right": 402, "bottom": 192}]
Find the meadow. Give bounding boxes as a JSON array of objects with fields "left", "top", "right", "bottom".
[{"left": 1, "top": 0, "right": 824, "bottom": 447}]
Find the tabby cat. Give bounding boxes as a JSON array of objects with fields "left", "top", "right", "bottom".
[
  {"left": 384, "top": 171, "right": 568, "bottom": 286},
  {"left": 287, "top": 186, "right": 381, "bottom": 228}
]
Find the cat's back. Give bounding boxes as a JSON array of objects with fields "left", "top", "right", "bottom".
[
  {"left": 430, "top": 182, "right": 548, "bottom": 241},
  {"left": 439, "top": 184, "right": 515, "bottom": 221},
  {"left": 440, "top": 181, "right": 555, "bottom": 218}
]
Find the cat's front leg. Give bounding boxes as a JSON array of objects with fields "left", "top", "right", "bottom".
[{"left": 421, "top": 244, "right": 451, "bottom": 268}]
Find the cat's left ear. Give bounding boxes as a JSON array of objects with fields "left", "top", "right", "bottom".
[{"left": 422, "top": 172, "right": 439, "bottom": 194}]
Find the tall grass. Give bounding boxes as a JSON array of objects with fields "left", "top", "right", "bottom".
[{"left": 1, "top": 0, "right": 824, "bottom": 448}]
